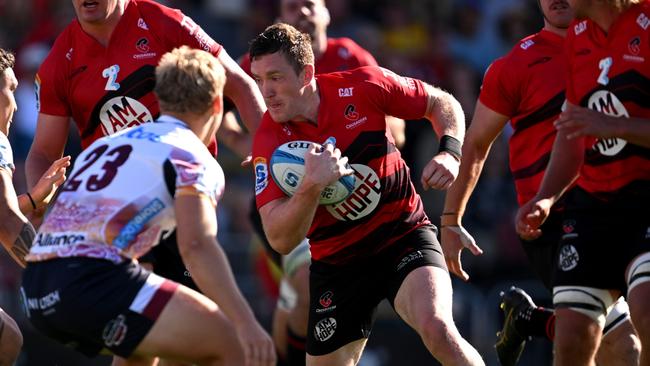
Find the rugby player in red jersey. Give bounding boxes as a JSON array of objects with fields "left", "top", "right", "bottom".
[
  {"left": 237, "top": 1, "right": 405, "bottom": 364},
  {"left": 250, "top": 23, "right": 484, "bottom": 366},
  {"left": 516, "top": 0, "right": 650, "bottom": 364},
  {"left": 441, "top": 1, "right": 639, "bottom": 365},
  {"left": 0, "top": 48, "right": 70, "bottom": 366}
]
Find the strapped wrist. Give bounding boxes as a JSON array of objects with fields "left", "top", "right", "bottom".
[{"left": 438, "top": 135, "right": 462, "bottom": 161}]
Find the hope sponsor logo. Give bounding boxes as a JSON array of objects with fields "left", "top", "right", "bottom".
[
  {"left": 103, "top": 314, "right": 128, "bottom": 347},
  {"left": 587, "top": 91, "right": 629, "bottom": 156},
  {"left": 254, "top": 157, "right": 268, "bottom": 195},
  {"left": 34, "top": 232, "right": 86, "bottom": 247},
  {"left": 558, "top": 244, "right": 580, "bottom": 271},
  {"left": 314, "top": 317, "right": 337, "bottom": 342},
  {"left": 99, "top": 97, "right": 153, "bottom": 135},
  {"left": 327, "top": 164, "right": 381, "bottom": 221}
]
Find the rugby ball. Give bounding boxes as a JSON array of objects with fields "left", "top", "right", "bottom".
[{"left": 270, "top": 140, "right": 356, "bottom": 205}]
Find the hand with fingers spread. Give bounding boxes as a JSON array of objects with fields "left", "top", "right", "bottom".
[
  {"left": 30, "top": 156, "right": 71, "bottom": 209},
  {"left": 235, "top": 320, "right": 276, "bottom": 366},
  {"left": 441, "top": 224, "right": 483, "bottom": 281},
  {"left": 555, "top": 102, "right": 622, "bottom": 140},
  {"left": 515, "top": 197, "right": 553, "bottom": 241},
  {"left": 303, "top": 141, "right": 354, "bottom": 191},
  {"left": 421, "top": 152, "right": 459, "bottom": 191}
]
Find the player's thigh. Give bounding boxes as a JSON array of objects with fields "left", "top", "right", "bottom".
[
  {"left": 133, "top": 285, "right": 243, "bottom": 363},
  {"left": 393, "top": 266, "right": 454, "bottom": 329},
  {"left": 306, "top": 338, "right": 367, "bottom": 366}
]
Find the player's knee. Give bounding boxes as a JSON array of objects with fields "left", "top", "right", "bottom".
[
  {"left": 416, "top": 314, "right": 456, "bottom": 351},
  {"left": 598, "top": 327, "right": 640, "bottom": 366},
  {"left": 553, "top": 286, "right": 615, "bottom": 328}
]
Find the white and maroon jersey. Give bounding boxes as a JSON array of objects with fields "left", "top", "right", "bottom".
[
  {"left": 565, "top": 2, "right": 650, "bottom": 196},
  {"left": 26, "top": 116, "right": 225, "bottom": 263},
  {"left": 253, "top": 66, "right": 431, "bottom": 264},
  {"left": 0, "top": 133, "right": 14, "bottom": 173},
  {"left": 36, "top": 0, "right": 222, "bottom": 153}
]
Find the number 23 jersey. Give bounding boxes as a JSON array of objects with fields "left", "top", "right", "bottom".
[{"left": 26, "top": 117, "right": 225, "bottom": 263}]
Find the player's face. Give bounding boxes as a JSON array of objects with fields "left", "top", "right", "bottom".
[
  {"left": 251, "top": 52, "right": 308, "bottom": 123},
  {"left": 540, "top": 0, "right": 574, "bottom": 28},
  {"left": 0, "top": 68, "right": 18, "bottom": 135},
  {"left": 71, "top": 0, "right": 121, "bottom": 24},
  {"left": 280, "top": 0, "right": 330, "bottom": 40}
]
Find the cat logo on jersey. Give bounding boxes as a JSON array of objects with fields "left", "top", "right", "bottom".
[
  {"left": 587, "top": 91, "right": 628, "bottom": 156},
  {"left": 99, "top": 97, "right": 153, "bottom": 135}
]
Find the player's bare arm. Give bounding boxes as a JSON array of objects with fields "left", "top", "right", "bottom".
[
  {"left": 0, "top": 168, "right": 36, "bottom": 268},
  {"left": 259, "top": 143, "right": 353, "bottom": 254},
  {"left": 441, "top": 101, "right": 508, "bottom": 280},
  {"left": 219, "top": 50, "right": 266, "bottom": 135},
  {"left": 175, "top": 192, "right": 275, "bottom": 366},
  {"left": 420, "top": 83, "right": 465, "bottom": 190},
  {"left": 25, "top": 113, "right": 70, "bottom": 191}
]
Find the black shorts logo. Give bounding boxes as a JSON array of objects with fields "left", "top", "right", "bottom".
[
  {"left": 314, "top": 317, "right": 337, "bottom": 342},
  {"left": 319, "top": 291, "right": 333, "bottom": 308},
  {"left": 102, "top": 314, "right": 128, "bottom": 347},
  {"left": 558, "top": 245, "right": 580, "bottom": 271}
]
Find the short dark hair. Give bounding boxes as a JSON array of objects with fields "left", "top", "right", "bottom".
[
  {"left": 249, "top": 23, "right": 314, "bottom": 75},
  {"left": 0, "top": 48, "right": 15, "bottom": 75}
]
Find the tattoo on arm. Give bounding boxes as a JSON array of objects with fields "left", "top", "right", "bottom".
[{"left": 12, "top": 223, "right": 35, "bottom": 267}]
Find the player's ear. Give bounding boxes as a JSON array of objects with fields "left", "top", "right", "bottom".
[{"left": 302, "top": 64, "right": 315, "bottom": 86}]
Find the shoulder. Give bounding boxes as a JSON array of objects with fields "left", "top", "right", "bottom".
[
  {"left": 40, "top": 24, "right": 76, "bottom": 70},
  {"left": 134, "top": 0, "right": 184, "bottom": 27}
]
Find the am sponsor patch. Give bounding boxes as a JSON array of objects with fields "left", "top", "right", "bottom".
[{"left": 254, "top": 157, "right": 268, "bottom": 195}]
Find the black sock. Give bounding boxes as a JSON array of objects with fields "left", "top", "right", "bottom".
[
  {"left": 287, "top": 326, "right": 307, "bottom": 366},
  {"left": 515, "top": 306, "right": 555, "bottom": 341}
]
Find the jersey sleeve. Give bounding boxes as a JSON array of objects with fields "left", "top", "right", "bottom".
[
  {"left": 252, "top": 115, "right": 289, "bottom": 209},
  {"left": 478, "top": 57, "right": 518, "bottom": 117},
  {"left": 0, "top": 134, "right": 14, "bottom": 173},
  {"left": 35, "top": 51, "right": 71, "bottom": 117},
  {"left": 167, "top": 147, "right": 224, "bottom": 204},
  {"left": 361, "top": 66, "right": 428, "bottom": 119},
  {"left": 147, "top": 3, "right": 223, "bottom": 57}
]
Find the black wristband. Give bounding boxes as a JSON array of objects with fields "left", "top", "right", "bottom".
[
  {"left": 26, "top": 192, "right": 37, "bottom": 210},
  {"left": 438, "top": 135, "right": 462, "bottom": 161}
]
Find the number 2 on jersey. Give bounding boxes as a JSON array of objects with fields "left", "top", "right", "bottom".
[
  {"left": 62, "top": 144, "right": 133, "bottom": 192},
  {"left": 102, "top": 64, "right": 121, "bottom": 91},
  {"left": 597, "top": 57, "right": 613, "bottom": 86}
]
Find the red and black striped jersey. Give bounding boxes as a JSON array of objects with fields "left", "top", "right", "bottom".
[
  {"left": 480, "top": 30, "right": 566, "bottom": 206},
  {"left": 565, "top": 1, "right": 650, "bottom": 196},
  {"left": 36, "top": 0, "right": 221, "bottom": 154},
  {"left": 253, "top": 66, "right": 430, "bottom": 264},
  {"left": 240, "top": 37, "right": 378, "bottom": 75}
]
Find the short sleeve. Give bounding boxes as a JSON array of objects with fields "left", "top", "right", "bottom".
[
  {"left": 478, "top": 57, "right": 518, "bottom": 117},
  {"left": 361, "top": 66, "right": 428, "bottom": 120},
  {"left": 35, "top": 54, "right": 71, "bottom": 117},
  {"left": 167, "top": 147, "right": 224, "bottom": 203},
  {"left": 564, "top": 27, "right": 579, "bottom": 105},
  {"left": 150, "top": 4, "right": 222, "bottom": 57},
  {"left": 0, "top": 134, "right": 14, "bottom": 173},
  {"left": 252, "top": 115, "right": 289, "bottom": 209}
]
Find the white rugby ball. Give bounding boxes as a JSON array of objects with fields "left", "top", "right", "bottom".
[{"left": 270, "top": 140, "right": 356, "bottom": 205}]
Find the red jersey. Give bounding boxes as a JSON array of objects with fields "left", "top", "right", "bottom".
[
  {"left": 253, "top": 66, "right": 430, "bottom": 264},
  {"left": 480, "top": 30, "right": 567, "bottom": 205},
  {"left": 565, "top": 2, "right": 650, "bottom": 196},
  {"left": 36, "top": 0, "right": 222, "bottom": 152},
  {"left": 240, "top": 37, "right": 378, "bottom": 75}
]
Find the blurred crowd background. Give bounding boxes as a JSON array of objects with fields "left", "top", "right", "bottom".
[{"left": 0, "top": 0, "right": 556, "bottom": 365}]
